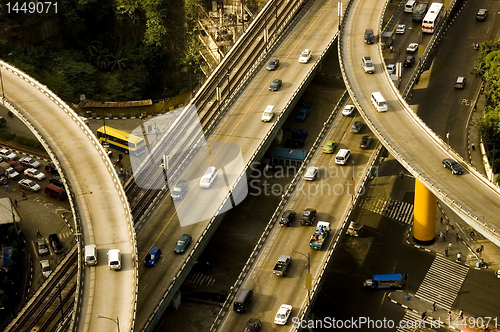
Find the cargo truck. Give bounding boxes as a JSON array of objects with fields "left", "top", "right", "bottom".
[
  {"left": 309, "top": 221, "right": 331, "bottom": 250},
  {"left": 0, "top": 161, "right": 19, "bottom": 179}
]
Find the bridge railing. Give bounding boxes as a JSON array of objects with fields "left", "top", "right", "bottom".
[{"left": 338, "top": 0, "right": 500, "bottom": 247}]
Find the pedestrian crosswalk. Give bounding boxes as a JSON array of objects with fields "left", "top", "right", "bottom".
[
  {"left": 185, "top": 272, "right": 215, "bottom": 288},
  {"left": 361, "top": 198, "right": 414, "bottom": 224},
  {"left": 58, "top": 231, "right": 74, "bottom": 240},
  {"left": 396, "top": 310, "right": 440, "bottom": 332},
  {"left": 415, "top": 255, "right": 469, "bottom": 310}
]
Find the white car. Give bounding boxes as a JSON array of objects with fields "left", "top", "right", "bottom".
[
  {"left": 18, "top": 178, "right": 41, "bottom": 192},
  {"left": 406, "top": 43, "right": 418, "bottom": 53},
  {"left": 0, "top": 149, "right": 17, "bottom": 161},
  {"left": 19, "top": 156, "right": 40, "bottom": 168},
  {"left": 261, "top": 105, "right": 275, "bottom": 122},
  {"left": 342, "top": 105, "right": 356, "bottom": 116},
  {"left": 396, "top": 24, "right": 406, "bottom": 34},
  {"left": 274, "top": 304, "right": 293, "bottom": 325},
  {"left": 304, "top": 166, "right": 319, "bottom": 181},
  {"left": 387, "top": 64, "right": 396, "bottom": 75},
  {"left": 24, "top": 168, "right": 46, "bottom": 180},
  {"left": 40, "top": 260, "right": 52, "bottom": 278},
  {"left": 298, "top": 49, "right": 312, "bottom": 63}
]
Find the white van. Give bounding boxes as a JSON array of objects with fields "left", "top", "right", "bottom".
[
  {"left": 371, "top": 92, "right": 388, "bottom": 112},
  {"left": 84, "top": 244, "right": 98, "bottom": 266},
  {"left": 261, "top": 105, "right": 275, "bottom": 122},
  {"left": 335, "top": 149, "right": 351, "bottom": 165},
  {"left": 107, "top": 249, "right": 121, "bottom": 270},
  {"left": 404, "top": 0, "right": 416, "bottom": 13},
  {"left": 200, "top": 166, "right": 218, "bottom": 188}
]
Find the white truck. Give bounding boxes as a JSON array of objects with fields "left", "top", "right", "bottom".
[
  {"left": 309, "top": 221, "right": 331, "bottom": 250},
  {"left": 0, "top": 161, "right": 19, "bottom": 179}
]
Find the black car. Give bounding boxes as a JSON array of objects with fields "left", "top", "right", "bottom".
[
  {"left": 50, "top": 176, "right": 64, "bottom": 188},
  {"left": 45, "top": 163, "right": 59, "bottom": 175},
  {"left": 171, "top": 179, "right": 189, "bottom": 200},
  {"left": 244, "top": 318, "right": 262, "bottom": 332},
  {"left": 404, "top": 56, "right": 415, "bottom": 67},
  {"left": 266, "top": 58, "right": 279, "bottom": 71},
  {"left": 280, "top": 209, "right": 296, "bottom": 227},
  {"left": 48, "top": 233, "right": 63, "bottom": 254},
  {"left": 442, "top": 159, "right": 464, "bottom": 175},
  {"left": 300, "top": 208, "right": 316, "bottom": 226},
  {"left": 269, "top": 79, "right": 282, "bottom": 91},
  {"left": 359, "top": 135, "right": 372, "bottom": 149}
]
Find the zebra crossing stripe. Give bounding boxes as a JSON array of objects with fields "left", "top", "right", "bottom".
[
  {"left": 186, "top": 272, "right": 216, "bottom": 287},
  {"left": 415, "top": 255, "right": 468, "bottom": 310},
  {"left": 361, "top": 198, "right": 414, "bottom": 224},
  {"left": 397, "top": 310, "right": 440, "bottom": 332}
]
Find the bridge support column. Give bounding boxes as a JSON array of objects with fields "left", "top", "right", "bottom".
[{"left": 413, "top": 179, "right": 436, "bottom": 244}]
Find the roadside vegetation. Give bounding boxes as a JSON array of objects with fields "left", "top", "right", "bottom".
[
  {"left": 0, "top": 0, "right": 209, "bottom": 102},
  {"left": 474, "top": 40, "right": 500, "bottom": 184}
]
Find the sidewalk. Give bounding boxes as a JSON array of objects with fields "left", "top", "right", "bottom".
[{"left": 390, "top": 291, "right": 500, "bottom": 331}]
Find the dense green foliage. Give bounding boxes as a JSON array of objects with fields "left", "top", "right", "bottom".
[
  {"left": 0, "top": 0, "right": 208, "bottom": 101},
  {"left": 475, "top": 40, "right": 500, "bottom": 184},
  {"left": 0, "top": 129, "right": 45, "bottom": 151}
]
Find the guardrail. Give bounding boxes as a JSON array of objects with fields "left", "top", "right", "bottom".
[
  {"left": 337, "top": 0, "right": 500, "bottom": 248},
  {"left": 0, "top": 60, "right": 138, "bottom": 332}
]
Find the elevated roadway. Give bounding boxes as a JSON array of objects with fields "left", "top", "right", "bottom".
[
  {"left": 0, "top": 61, "right": 137, "bottom": 332},
  {"left": 339, "top": 0, "right": 500, "bottom": 246}
]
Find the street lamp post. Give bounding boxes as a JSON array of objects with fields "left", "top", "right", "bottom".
[
  {"left": 96, "top": 315, "right": 120, "bottom": 332},
  {"left": 290, "top": 250, "right": 311, "bottom": 304}
]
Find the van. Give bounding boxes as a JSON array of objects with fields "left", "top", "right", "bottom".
[
  {"left": 45, "top": 184, "right": 67, "bottom": 200},
  {"left": 371, "top": 92, "right": 388, "bottom": 112},
  {"left": 364, "top": 29, "right": 374, "bottom": 44},
  {"left": 404, "top": 0, "right": 416, "bottom": 13},
  {"left": 84, "top": 244, "right": 98, "bottom": 266},
  {"left": 233, "top": 289, "right": 253, "bottom": 313},
  {"left": 335, "top": 149, "right": 351, "bottom": 165},
  {"left": 364, "top": 274, "right": 403, "bottom": 289},
  {"left": 107, "top": 249, "right": 121, "bottom": 270},
  {"left": 200, "top": 166, "right": 218, "bottom": 188}
]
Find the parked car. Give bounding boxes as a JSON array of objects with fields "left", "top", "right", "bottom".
[
  {"left": 396, "top": 24, "right": 406, "bottom": 34},
  {"left": 406, "top": 43, "right": 418, "bottom": 53},
  {"left": 404, "top": 56, "right": 415, "bottom": 67},
  {"left": 269, "top": 78, "right": 282, "bottom": 91},
  {"left": 274, "top": 304, "right": 292, "bottom": 325},
  {"left": 296, "top": 104, "right": 311, "bottom": 122},
  {"left": 323, "top": 140, "right": 337, "bottom": 154},
  {"left": 37, "top": 238, "right": 49, "bottom": 256},
  {"left": 48, "top": 233, "right": 63, "bottom": 254},
  {"left": 19, "top": 179, "right": 41, "bottom": 192},
  {"left": 342, "top": 105, "right": 356, "bottom": 116},
  {"left": 19, "top": 157, "right": 40, "bottom": 168},
  {"left": 40, "top": 260, "right": 52, "bottom": 278},
  {"left": 280, "top": 209, "right": 296, "bottom": 227},
  {"left": 350, "top": 121, "right": 363, "bottom": 134},
  {"left": 45, "top": 163, "right": 59, "bottom": 175},
  {"left": 359, "top": 135, "right": 372, "bottom": 149},
  {"left": 266, "top": 58, "right": 280, "bottom": 70},
  {"left": 442, "top": 159, "right": 464, "bottom": 175},
  {"left": 0, "top": 149, "right": 16, "bottom": 161},
  {"left": 299, "top": 49, "right": 312, "bottom": 63},
  {"left": 49, "top": 176, "right": 64, "bottom": 188},
  {"left": 387, "top": 64, "right": 396, "bottom": 74},
  {"left": 8, "top": 161, "right": 23, "bottom": 173},
  {"left": 144, "top": 247, "right": 162, "bottom": 266},
  {"left": 25, "top": 168, "right": 45, "bottom": 180},
  {"left": 174, "top": 234, "right": 192, "bottom": 254},
  {"left": 304, "top": 166, "right": 318, "bottom": 181}
]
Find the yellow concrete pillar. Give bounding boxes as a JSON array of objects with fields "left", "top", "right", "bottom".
[{"left": 413, "top": 179, "right": 436, "bottom": 244}]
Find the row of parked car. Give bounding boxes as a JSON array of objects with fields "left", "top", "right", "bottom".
[{"left": 37, "top": 233, "right": 64, "bottom": 278}]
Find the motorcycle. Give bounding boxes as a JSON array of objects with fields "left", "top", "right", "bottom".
[{"left": 474, "top": 43, "right": 480, "bottom": 50}]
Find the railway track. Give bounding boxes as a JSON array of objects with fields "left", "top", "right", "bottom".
[{"left": 5, "top": 246, "right": 78, "bottom": 332}]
